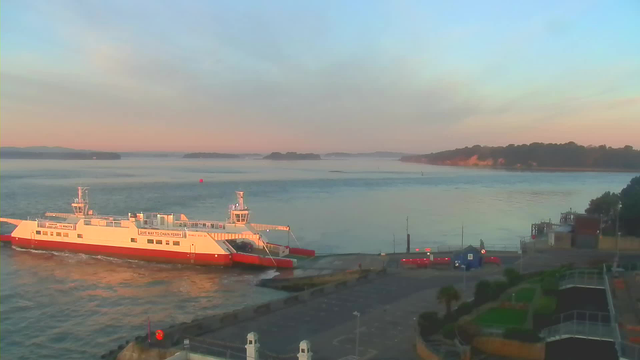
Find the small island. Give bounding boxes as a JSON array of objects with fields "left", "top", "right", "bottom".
[
  {"left": 0, "top": 150, "right": 121, "bottom": 160},
  {"left": 183, "top": 152, "right": 240, "bottom": 159},
  {"left": 324, "top": 151, "right": 411, "bottom": 159},
  {"left": 400, "top": 142, "right": 640, "bottom": 171},
  {"left": 263, "top": 152, "right": 321, "bottom": 160}
]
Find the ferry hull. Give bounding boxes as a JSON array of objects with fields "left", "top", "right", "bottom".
[{"left": 1, "top": 235, "right": 233, "bottom": 266}]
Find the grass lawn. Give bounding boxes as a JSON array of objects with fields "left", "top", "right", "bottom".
[
  {"left": 474, "top": 308, "right": 528, "bottom": 328},
  {"left": 513, "top": 287, "right": 537, "bottom": 303},
  {"left": 500, "top": 286, "right": 538, "bottom": 303}
]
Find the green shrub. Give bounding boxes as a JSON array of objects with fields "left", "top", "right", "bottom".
[
  {"left": 455, "top": 301, "right": 475, "bottom": 318},
  {"left": 492, "top": 280, "right": 509, "bottom": 299},
  {"left": 503, "top": 268, "right": 523, "bottom": 286},
  {"left": 442, "top": 312, "right": 458, "bottom": 324},
  {"left": 541, "top": 276, "right": 559, "bottom": 296},
  {"left": 502, "top": 327, "right": 542, "bottom": 343},
  {"left": 418, "top": 311, "right": 441, "bottom": 337},
  {"left": 441, "top": 323, "right": 457, "bottom": 340},
  {"left": 474, "top": 280, "right": 495, "bottom": 306},
  {"left": 534, "top": 296, "right": 557, "bottom": 315}
]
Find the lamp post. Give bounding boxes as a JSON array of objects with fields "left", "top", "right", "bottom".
[
  {"left": 616, "top": 204, "right": 620, "bottom": 260},
  {"left": 353, "top": 311, "right": 361, "bottom": 359},
  {"left": 461, "top": 265, "right": 466, "bottom": 299}
]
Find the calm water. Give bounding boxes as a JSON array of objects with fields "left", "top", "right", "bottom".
[{"left": 0, "top": 158, "right": 637, "bottom": 359}]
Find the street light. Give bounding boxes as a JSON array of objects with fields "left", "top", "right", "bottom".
[{"left": 353, "top": 311, "right": 361, "bottom": 359}]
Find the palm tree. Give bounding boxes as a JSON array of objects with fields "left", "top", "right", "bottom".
[{"left": 437, "top": 285, "right": 461, "bottom": 314}]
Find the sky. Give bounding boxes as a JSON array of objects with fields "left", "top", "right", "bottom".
[{"left": 1, "top": 0, "right": 639, "bottom": 153}]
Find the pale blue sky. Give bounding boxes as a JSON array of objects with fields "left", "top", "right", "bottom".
[{"left": 1, "top": 0, "right": 639, "bottom": 152}]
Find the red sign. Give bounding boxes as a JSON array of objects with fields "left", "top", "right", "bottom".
[{"left": 155, "top": 330, "right": 164, "bottom": 341}]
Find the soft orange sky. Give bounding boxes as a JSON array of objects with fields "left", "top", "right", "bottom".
[{"left": 2, "top": 0, "right": 639, "bottom": 153}]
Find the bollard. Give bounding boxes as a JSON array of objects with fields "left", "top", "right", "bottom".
[
  {"left": 246, "top": 332, "right": 260, "bottom": 360},
  {"left": 298, "top": 340, "right": 313, "bottom": 360}
]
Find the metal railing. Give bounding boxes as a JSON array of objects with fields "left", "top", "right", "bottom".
[
  {"left": 558, "top": 269, "right": 604, "bottom": 289},
  {"left": 604, "top": 264, "right": 623, "bottom": 358},
  {"left": 542, "top": 320, "right": 616, "bottom": 341},
  {"left": 618, "top": 263, "right": 640, "bottom": 272},
  {"left": 187, "top": 341, "right": 246, "bottom": 360},
  {"left": 184, "top": 338, "right": 299, "bottom": 360},
  {"left": 484, "top": 244, "right": 521, "bottom": 252},
  {"left": 619, "top": 342, "right": 640, "bottom": 359},
  {"left": 553, "top": 310, "right": 611, "bottom": 324}
]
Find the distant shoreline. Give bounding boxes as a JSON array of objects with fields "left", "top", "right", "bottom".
[{"left": 399, "top": 161, "right": 640, "bottom": 173}]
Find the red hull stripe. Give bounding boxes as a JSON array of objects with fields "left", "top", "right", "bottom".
[
  {"left": 267, "top": 242, "right": 315, "bottom": 257},
  {"left": 287, "top": 246, "right": 315, "bottom": 257},
  {"left": 3, "top": 235, "right": 234, "bottom": 266},
  {"left": 231, "top": 252, "right": 294, "bottom": 268}
]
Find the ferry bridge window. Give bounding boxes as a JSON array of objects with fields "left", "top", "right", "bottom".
[
  {"left": 84, "top": 220, "right": 91, "bottom": 225},
  {"left": 160, "top": 217, "right": 165, "bottom": 226},
  {"left": 144, "top": 220, "right": 148, "bottom": 225},
  {"left": 165, "top": 240, "right": 170, "bottom": 245},
  {"left": 147, "top": 239, "right": 154, "bottom": 244},
  {"left": 155, "top": 239, "right": 162, "bottom": 245},
  {"left": 63, "top": 233, "right": 69, "bottom": 237},
  {"left": 131, "top": 238, "right": 137, "bottom": 243},
  {"left": 36, "top": 230, "right": 41, "bottom": 235},
  {"left": 77, "top": 234, "right": 83, "bottom": 238},
  {"left": 56, "top": 232, "right": 62, "bottom": 237},
  {"left": 42, "top": 231, "right": 48, "bottom": 235},
  {"left": 173, "top": 241, "right": 180, "bottom": 246}
]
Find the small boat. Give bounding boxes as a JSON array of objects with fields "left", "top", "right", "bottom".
[{"left": 0, "top": 187, "right": 314, "bottom": 268}]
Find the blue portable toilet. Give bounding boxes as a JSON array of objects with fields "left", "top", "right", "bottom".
[{"left": 453, "top": 245, "right": 483, "bottom": 270}]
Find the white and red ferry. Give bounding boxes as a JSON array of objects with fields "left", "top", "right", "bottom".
[{"left": 0, "top": 187, "right": 314, "bottom": 268}]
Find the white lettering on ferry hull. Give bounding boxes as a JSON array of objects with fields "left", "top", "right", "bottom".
[
  {"left": 46, "top": 223, "right": 75, "bottom": 230},
  {"left": 138, "top": 230, "right": 184, "bottom": 238}
]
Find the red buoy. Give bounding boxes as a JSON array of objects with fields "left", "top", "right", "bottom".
[
  {"left": 155, "top": 329, "right": 164, "bottom": 341},
  {"left": 199, "top": 179, "right": 204, "bottom": 183}
]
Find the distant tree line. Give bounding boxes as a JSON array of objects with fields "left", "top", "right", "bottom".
[
  {"left": 585, "top": 176, "right": 640, "bottom": 237},
  {"left": 401, "top": 142, "right": 640, "bottom": 170}
]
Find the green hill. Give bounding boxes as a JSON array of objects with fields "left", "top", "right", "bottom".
[{"left": 400, "top": 142, "right": 640, "bottom": 171}]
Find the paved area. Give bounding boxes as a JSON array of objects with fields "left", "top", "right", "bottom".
[
  {"left": 193, "top": 250, "right": 640, "bottom": 360},
  {"left": 201, "top": 268, "right": 503, "bottom": 360}
]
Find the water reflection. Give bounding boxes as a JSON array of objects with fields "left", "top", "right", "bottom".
[{"left": 5, "top": 247, "right": 263, "bottom": 297}]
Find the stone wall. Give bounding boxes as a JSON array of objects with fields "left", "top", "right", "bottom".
[
  {"left": 116, "top": 342, "right": 179, "bottom": 360},
  {"left": 415, "top": 334, "right": 442, "bottom": 360},
  {"left": 599, "top": 236, "right": 640, "bottom": 251},
  {"left": 471, "top": 337, "right": 545, "bottom": 360}
]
